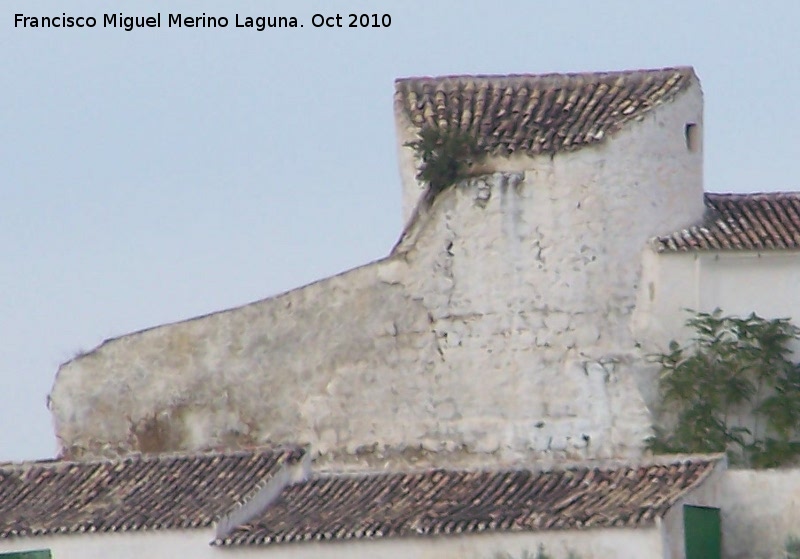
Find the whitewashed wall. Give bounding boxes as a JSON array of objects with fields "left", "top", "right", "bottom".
[
  {"left": 0, "top": 527, "right": 665, "bottom": 559},
  {"left": 226, "top": 528, "right": 666, "bottom": 559},
  {"left": 719, "top": 469, "right": 800, "bottom": 559},
  {"left": 50, "top": 82, "right": 704, "bottom": 468},
  {"left": 635, "top": 250, "right": 800, "bottom": 348},
  {"left": 0, "top": 531, "right": 214, "bottom": 559},
  {"left": 660, "top": 458, "right": 727, "bottom": 559}
]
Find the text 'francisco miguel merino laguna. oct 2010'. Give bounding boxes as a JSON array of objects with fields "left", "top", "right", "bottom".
[{"left": 14, "top": 12, "right": 393, "bottom": 31}]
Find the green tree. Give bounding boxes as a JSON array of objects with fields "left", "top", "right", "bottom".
[{"left": 648, "top": 309, "right": 800, "bottom": 468}]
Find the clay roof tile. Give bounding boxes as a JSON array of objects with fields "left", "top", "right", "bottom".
[
  {"left": 217, "top": 457, "right": 719, "bottom": 547},
  {"left": 395, "top": 67, "right": 695, "bottom": 157},
  {"left": 0, "top": 447, "right": 304, "bottom": 538},
  {"left": 655, "top": 192, "right": 800, "bottom": 252}
]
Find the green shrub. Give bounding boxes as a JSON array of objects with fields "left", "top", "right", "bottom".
[
  {"left": 648, "top": 309, "right": 800, "bottom": 468},
  {"left": 786, "top": 535, "right": 800, "bottom": 559},
  {"left": 405, "top": 126, "right": 484, "bottom": 202}
]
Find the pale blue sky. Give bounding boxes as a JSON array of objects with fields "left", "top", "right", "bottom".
[{"left": 2, "top": 0, "right": 799, "bottom": 461}]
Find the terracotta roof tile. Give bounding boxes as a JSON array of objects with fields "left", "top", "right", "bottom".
[
  {"left": 217, "top": 457, "right": 717, "bottom": 546},
  {"left": 656, "top": 192, "right": 800, "bottom": 251},
  {"left": 0, "top": 447, "right": 304, "bottom": 538},
  {"left": 395, "top": 67, "right": 694, "bottom": 157}
]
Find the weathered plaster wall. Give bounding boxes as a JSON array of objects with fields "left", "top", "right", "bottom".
[
  {"left": 660, "top": 457, "right": 726, "bottom": 559},
  {"left": 718, "top": 469, "right": 800, "bottom": 559},
  {"left": 0, "top": 531, "right": 216, "bottom": 559},
  {"left": 50, "top": 261, "right": 441, "bottom": 461},
  {"left": 226, "top": 528, "right": 665, "bottom": 559},
  {"left": 632, "top": 250, "right": 800, "bottom": 413},
  {"left": 50, "top": 82, "right": 704, "bottom": 467},
  {"left": 0, "top": 527, "right": 665, "bottom": 559},
  {"left": 635, "top": 250, "right": 800, "bottom": 352}
]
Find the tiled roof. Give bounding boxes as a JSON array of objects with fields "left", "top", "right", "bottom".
[
  {"left": 0, "top": 447, "right": 304, "bottom": 538},
  {"left": 217, "top": 457, "right": 718, "bottom": 546},
  {"left": 395, "top": 67, "right": 694, "bottom": 157},
  {"left": 656, "top": 192, "right": 800, "bottom": 251}
]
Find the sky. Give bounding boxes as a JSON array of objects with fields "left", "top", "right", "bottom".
[{"left": 2, "top": 0, "right": 799, "bottom": 461}]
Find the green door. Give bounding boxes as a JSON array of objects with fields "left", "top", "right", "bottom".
[{"left": 684, "top": 505, "right": 721, "bottom": 559}]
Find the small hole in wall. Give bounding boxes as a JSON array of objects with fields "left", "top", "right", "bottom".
[{"left": 685, "top": 123, "right": 699, "bottom": 152}]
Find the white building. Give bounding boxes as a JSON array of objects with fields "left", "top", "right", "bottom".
[
  {"left": 215, "top": 455, "right": 727, "bottom": 559},
  {"left": 635, "top": 191, "right": 800, "bottom": 354},
  {"left": 19, "top": 65, "right": 800, "bottom": 559},
  {"left": 0, "top": 447, "right": 307, "bottom": 559},
  {"left": 0, "top": 451, "right": 726, "bottom": 559}
]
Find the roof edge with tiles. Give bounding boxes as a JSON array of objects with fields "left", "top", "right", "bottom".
[
  {"left": 394, "top": 66, "right": 697, "bottom": 158},
  {"left": 0, "top": 446, "right": 307, "bottom": 539},
  {"left": 654, "top": 192, "right": 800, "bottom": 252},
  {"left": 214, "top": 454, "right": 725, "bottom": 547},
  {"left": 215, "top": 448, "right": 311, "bottom": 539}
]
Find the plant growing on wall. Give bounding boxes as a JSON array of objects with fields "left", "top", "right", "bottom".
[
  {"left": 648, "top": 309, "right": 800, "bottom": 468},
  {"left": 494, "top": 546, "right": 581, "bottom": 559},
  {"left": 782, "top": 536, "right": 800, "bottom": 559},
  {"left": 405, "top": 126, "right": 485, "bottom": 202}
]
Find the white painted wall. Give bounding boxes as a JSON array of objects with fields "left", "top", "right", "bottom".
[
  {"left": 697, "top": 253, "right": 800, "bottom": 323},
  {"left": 660, "top": 458, "right": 726, "bottom": 559},
  {"left": 0, "top": 526, "right": 665, "bottom": 559},
  {"left": 50, "top": 81, "right": 704, "bottom": 468},
  {"left": 0, "top": 530, "right": 215, "bottom": 559},
  {"left": 222, "top": 528, "right": 665, "bottom": 559},
  {"left": 718, "top": 469, "right": 800, "bottom": 559},
  {"left": 632, "top": 250, "right": 800, "bottom": 411},
  {"left": 635, "top": 250, "right": 800, "bottom": 350}
]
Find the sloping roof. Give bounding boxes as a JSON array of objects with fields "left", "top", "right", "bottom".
[
  {"left": 655, "top": 192, "right": 800, "bottom": 251},
  {"left": 0, "top": 447, "right": 304, "bottom": 538},
  {"left": 217, "top": 457, "right": 718, "bottom": 546},
  {"left": 395, "top": 67, "right": 694, "bottom": 157}
]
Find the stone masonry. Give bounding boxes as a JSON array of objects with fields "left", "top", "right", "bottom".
[{"left": 49, "top": 68, "right": 705, "bottom": 469}]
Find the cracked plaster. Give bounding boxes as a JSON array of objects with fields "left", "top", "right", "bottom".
[{"left": 49, "top": 79, "right": 704, "bottom": 469}]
